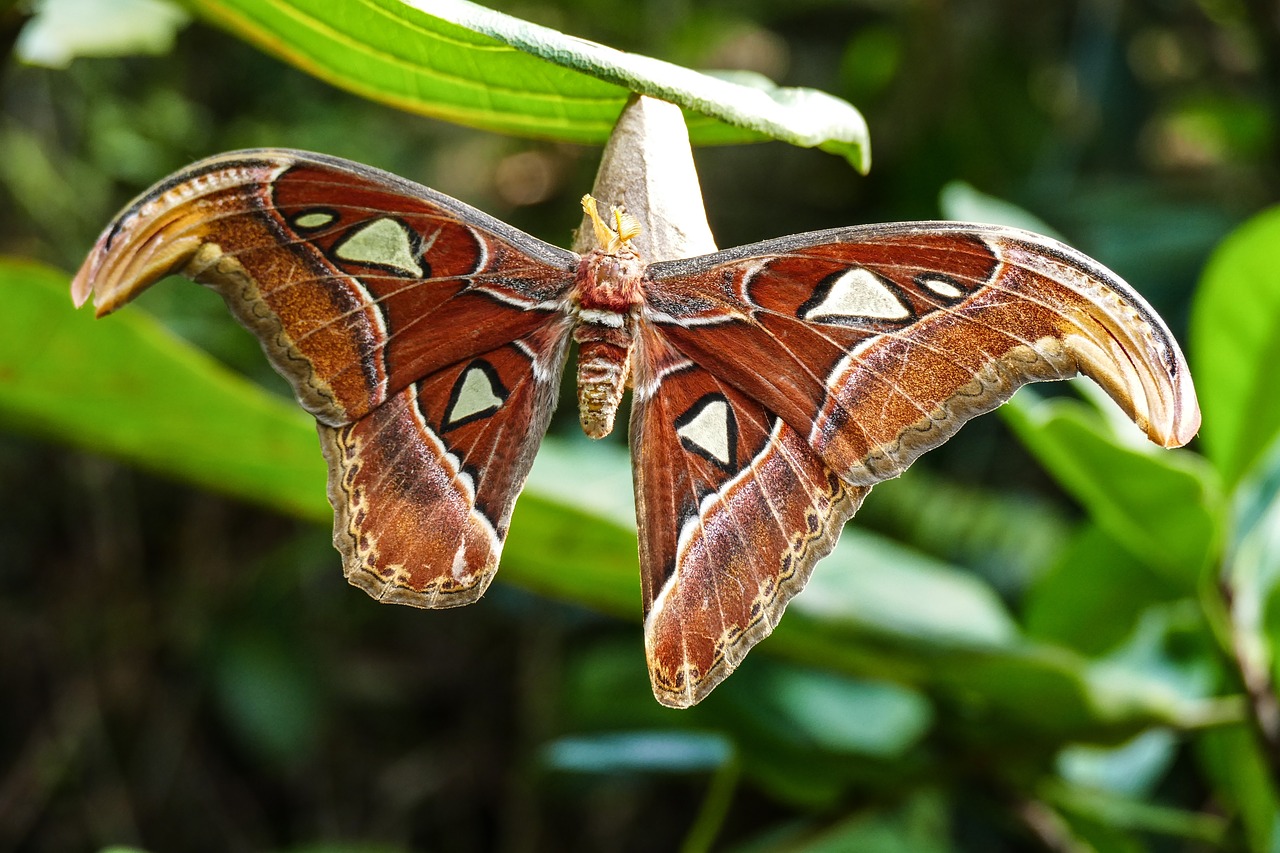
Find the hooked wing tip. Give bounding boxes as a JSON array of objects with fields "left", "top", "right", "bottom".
[
  {"left": 1160, "top": 360, "right": 1202, "bottom": 449},
  {"left": 69, "top": 245, "right": 101, "bottom": 310}
]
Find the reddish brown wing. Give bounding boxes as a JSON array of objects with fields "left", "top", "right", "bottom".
[
  {"left": 73, "top": 149, "right": 578, "bottom": 606},
  {"left": 635, "top": 222, "right": 1199, "bottom": 706},
  {"left": 631, "top": 328, "right": 868, "bottom": 708}
]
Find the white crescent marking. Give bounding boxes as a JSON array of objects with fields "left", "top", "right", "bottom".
[
  {"left": 676, "top": 398, "right": 732, "bottom": 465},
  {"left": 921, "top": 276, "right": 965, "bottom": 299},
  {"left": 448, "top": 366, "right": 504, "bottom": 425},
  {"left": 294, "top": 210, "right": 336, "bottom": 229},
  {"left": 804, "top": 267, "right": 909, "bottom": 321},
  {"left": 335, "top": 218, "right": 423, "bottom": 277}
]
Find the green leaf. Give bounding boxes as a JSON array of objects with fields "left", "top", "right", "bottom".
[
  {"left": 1057, "top": 728, "right": 1178, "bottom": 799},
  {"left": 773, "top": 531, "right": 1224, "bottom": 738},
  {"left": 732, "top": 664, "right": 933, "bottom": 759},
  {"left": 1086, "top": 602, "right": 1225, "bottom": 729},
  {"left": 1003, "top": 390, "right": 1221, "bottom": 588},
  {"left": 525, "top": 435, "right": 635, "bottom": 531},
  {"left": 736, "top": 791, "right": 953, "bottom": 853},
  {"left": 187, "top": 0, "right": 870, "bottom": 169},
  {"left": 1197, "top": 724, "right": 1280, "bottom": 853},
  {"left": 938, "top": 180, "right": 1064, "bottom": 238},
  {"left": 0, "top": 258, "right": 328, "bottom": 521},
  {"left": 1190, "top": 204, "right": 1280, "bottom": 487},
  {"left": 787, "top": 527, "right": 1020, "bottom": 649},
  {"left": 858, "top": 465, "right": 1070, "bottom": 598},
  {"left": 1024, "top": 523, "right": 1183, "bottom": 656},
  {"left": 1043, "top": 778, "right": 1227, "bottom": 846},
  {"left": 1225, "top": 434, "right": 1280, "bottom": 695},
  {"left": 501, "top": 477, "right": 640, "bottom": 620}
]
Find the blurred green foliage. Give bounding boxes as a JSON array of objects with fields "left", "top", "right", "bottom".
[{"left": 1, "top": 0, "right": 1279, "bottom": 851}]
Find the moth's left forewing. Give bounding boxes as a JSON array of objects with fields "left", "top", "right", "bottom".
[{"left": 647, "top": 223, "right": 1198, "bottom": 490}]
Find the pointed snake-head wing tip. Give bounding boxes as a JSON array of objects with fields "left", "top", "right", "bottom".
[
  {"left": 1164, "top": 371, "right": 1202, "bottom": 449},
  {"left": 70, "top": 227, "right": 111, "bottom": 312},
  {"left": 1142, "top": 334, "right": 1200, "bottom": 449},
  {"left": 69, "top": 268, "right": 91, "bottom": 308}
]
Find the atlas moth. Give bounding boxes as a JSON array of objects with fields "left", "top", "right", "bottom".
[{"left": 72, "top": 148, "right": 1199, "bottom": 707}]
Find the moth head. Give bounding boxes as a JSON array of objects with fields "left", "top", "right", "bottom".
[{"left": 581, "top": 194, "right": 641, "bottom": 255}]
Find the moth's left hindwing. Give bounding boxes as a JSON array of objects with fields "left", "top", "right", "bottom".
[{"left": 73, "top": 149, "right": 579, "bottom": 606}]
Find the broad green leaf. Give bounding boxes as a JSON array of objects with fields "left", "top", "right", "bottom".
[
  {"left": 1190, "top": 204, "right": 1280, "bottom": 487},
  {"left": 1003, "top": 391, "right": 1221, "bottom": 588},
  {"left": 1224, "top": 434, "right": 1280, "bottom": 696},
  {"left": 774, "top": 532, "right": 1224, "bottom": 738},
  {"left": 859, "top": 465, "right": 1070, "bottom": 599},
  {"left": 789, "top": 528, "right": 1020, "bottom": 648},
  {"left": 734, "top": 791, "right": 952, "bottom": 853},
  {"left": 1197, "top": 724, "right": 1280, "bottom": 853},
  {"left": 187, "top": 0, "right": 870, "bottom": 169},
  {"left": 710, "top": 661, "right": 938, "bottom": 807},
  {"left": 0, "top": 258, "right": 328, "bottom": 521},
  {"left": 1057, "top": 729, "right": 1178, "bottom": 799},
  {"left": 526, "top": 435, "right": 635, "bottom": 530},
  {"left": 938, "top": 180, "right": 1063, "bottom": 238},
  {"left": 730, "top": 664, "right": 933, "bottom": 759},
  {"left": 1024, "top": 523, "right": 1183, "bottom": 656},
  {"left": 1086, "top": 602, "right": 1226, "bottom": 731},
  {"left": 501, "top": 481, "right": 638, "bottom": 619}
]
